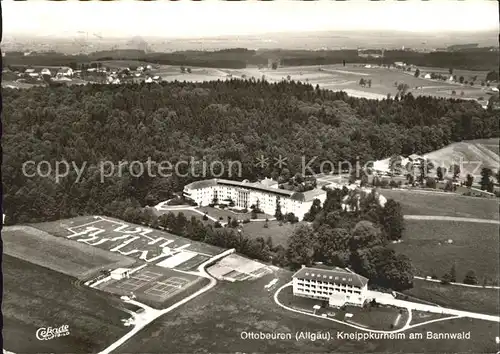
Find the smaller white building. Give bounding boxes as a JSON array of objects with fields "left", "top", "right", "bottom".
[
  {"left": 424, "top": 73, "right": 432, "bottom": 79},
  {"left": 292, "top": 266, "right": 369, "bottom": 308},
  {"left": 40, "top": 68, "right": 52, "bottom": 76},
  {"left": 57, "top": 67, "right": 74, "bottom": 78},
  {"left": 110, "top": 268, "right": 131, "bottom": 280}
]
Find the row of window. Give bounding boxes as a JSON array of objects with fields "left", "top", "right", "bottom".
[{"left": 297, "top": 280, "right": 361, "bottom": 290}]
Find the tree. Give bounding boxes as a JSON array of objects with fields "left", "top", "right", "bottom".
[
  {"left": 414, "top": 68, "right": 420, "bottom": 78},
  {"left": 463, "top": 270, "right": 478, "bottom": 285},
  {"left": 459, "top": 76, "right": 464, "bottom": 84},
  {"left": 380, "top": 199, "right": 405, "bottom": 241},
  {"left": 359, "top": 78, "right": 366, "bottom": 87},
  {"left": 465, "top": 174, "right": 474, "bottom": 187},
  {"left": 186, "top": 67, "right": 192, "bottom": 74},
  {"left": 460, "top": 91, "right": 464, "bottom": 97},
  {"left": 441, "top": 272, "right": 452, "bottom": 285},
  {"left": 180, "top": 66, "right": 186, "bottom": 73},
  {"left": 350, "top": 220, "right": 386, "bottom": 250},
  {"left": 436, "top": 167, "right": 444, "bottom": 181},
  {"left": 425, "top": 177, "right": 437, "bottom": 189},
  {"left": 275, "top": 200, "right": 283, "bottom": 221},
  {"left": 444, "top": 180, "right": 455, "bottom": 192},
  {"left": 367, "top": 79, "right": 372, "bottom": 88},
  {"left": 480, "top": 168, "right": 494, "bottom": 192},
  {"left": 286, "top": 224, "right": 315, "bottom": 268},
  {"left": 448, "top": 68, "right": 453, "bottom": 75},
  {"left": 449, "top": 264, "right": 457, "bottom": 282},
  {"left": 451, "top": 164, "right": 461, "bottom": 180},
  {"left": 485, "top": 70, "right": 499, "bottom": 82},
  {"left": 451, "top": 90, "right": 456, "bottom": 96},
  {"left": 303, "top": 198, "right": 322, "bottom": 222},
  {"left": 397, "top": 83, "right": 409, "bottom": 96}
]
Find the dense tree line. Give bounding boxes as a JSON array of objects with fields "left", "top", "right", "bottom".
[
  {"left": 287, "top": 188, "right": 413, "bottom": 291},
  {"left": 4, "top": 47, "right": 498, "bottom": 71},
  {"left": 2, "top": 79, "right": 499, "bottom": 224}
]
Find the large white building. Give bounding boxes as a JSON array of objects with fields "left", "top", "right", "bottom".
[
  {"left": 183, "top": 178, "right": 327, "bottom": 220},
  {"left": 292, "top": 266, "right": 369, "bottom": 308}
]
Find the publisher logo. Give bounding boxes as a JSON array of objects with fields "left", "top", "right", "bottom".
[{"left": 36, "top": 325, "right": 70, "bottom": 340}]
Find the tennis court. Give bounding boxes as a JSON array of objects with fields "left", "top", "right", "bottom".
[
  {"left": 143, "top": 277, "right": 191, "bottom": 300},
  {"left": 114, "top": 270, "right": 163, "bottom": 292}
]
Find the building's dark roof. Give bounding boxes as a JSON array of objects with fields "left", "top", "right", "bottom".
[{"left": 292, "top": 267, "right": 368, "bottom": 288}]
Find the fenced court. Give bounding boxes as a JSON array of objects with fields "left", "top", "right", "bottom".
[
  {"left": 143, "top": 277, "right": 191, "bottom": 301},
  {"left": 114, "top": 270, "right": 163, "bottom": 292}
]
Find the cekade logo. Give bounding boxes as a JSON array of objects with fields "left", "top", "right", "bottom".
[{"left": 36, "top": 325, "right": 70, "bottom": 340}]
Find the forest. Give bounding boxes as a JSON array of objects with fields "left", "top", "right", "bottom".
[
  {"left": 2, "top": 79, "right": 498, "bottom": 224},
  {"left": 3, "top": 47, "right": 498, "bottom": 71}
]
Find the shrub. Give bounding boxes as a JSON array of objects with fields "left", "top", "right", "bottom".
[
  {"left": 202, "top": 214, "right": 209, "bottom": 221},
  {"left": 214, "top": 221, "right": 222, "bottom": 228}
]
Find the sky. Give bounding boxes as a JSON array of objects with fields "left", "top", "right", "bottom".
[{"left": 3, "top": 0, "right": 499, "bottom": 39}]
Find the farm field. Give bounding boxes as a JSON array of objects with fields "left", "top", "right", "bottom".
[
  {"left": 2, "top": 225, "right": 137, "bottom": 279},
  {"left": 391, "top": 220, "right": 499, "bottom": 283},
  {"left": 2, "top": 255, "right": 130, "bottom": 354},
  {"left": 117, "top": 270, "right": 499, "bottom": 353},
  {"left": 424, "top": 139, "right": 500, "bottom": 173},
  {"left": 240, "top": 220, "right": 301, "bottom": 246},
  {"left": 381, "top": 189, "right": 499, "bottom": 219},
  {"left": 404, "top": 279, "right": 500, "bottom": 315},
  {"left": 243, "top": 64, "right": 490, "bottom": 101}
]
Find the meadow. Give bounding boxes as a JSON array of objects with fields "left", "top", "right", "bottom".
[
  {"left": 2, "top": 225, "right": 137, "bottom": 279},
  {"left": 381, "top": 189, "right": 499, "bottom": 219},
  {"left": 2, "top": 255, "right": 130, "bottom": 354},
  {"left": 404, "top": 279, "right": 500, "bottom": 315},
  {"left": 391, "top": 219, "right": 499, "bottom": 283}
]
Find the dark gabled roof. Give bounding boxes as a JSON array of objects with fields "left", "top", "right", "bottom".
[
  {"left": 216, "top": 179, "right": 295, "bottom": 197},
  {"left": 292, "top": 267, "right": 368, "bottom": 288}
]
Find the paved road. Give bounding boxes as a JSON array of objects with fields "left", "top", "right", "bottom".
[
  {"left": 98, "top": 248, "right": 236, "bottom": 354},
  {"left": 404, "top": 215, "right": 500, "bottom": 225}
]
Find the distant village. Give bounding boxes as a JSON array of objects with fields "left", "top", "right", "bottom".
[{"left": 2, "top": 63, "right": 163, "bottom": 86}]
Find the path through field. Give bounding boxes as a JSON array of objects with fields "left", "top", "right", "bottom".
[{"left": 404, "top": 215, "right": 500, "bottom": 225}]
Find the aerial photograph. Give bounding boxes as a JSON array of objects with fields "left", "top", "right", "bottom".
[{"left": 1, "top": 0, "right": 499, "bottom": 353}]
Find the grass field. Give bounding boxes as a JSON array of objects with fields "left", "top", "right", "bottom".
[
  {"left": 381, "top": 189, "right": 499, "bottom": 219},
  {"left": 391, "top": 220, "right": 499, "bottom": 282},
  {"left": 2, "top": 225, "right": 137, "bottom": 280},
  {"left": 404, "top": 279, "right": 500, "bottom": 315},
  {"left": 116, "top": 270, "right": 499, "bottom": 353},
  {"left": 3, "top": 255, "right": 130, "bottom": 353},
  {"left": 240, "top": 220, "right": 301, "bottom": 246},
  {"left": 409, "top": 311, "right": 452, "bottom": 326}
]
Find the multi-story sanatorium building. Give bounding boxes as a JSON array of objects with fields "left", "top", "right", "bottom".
[
  {"left": 292, "top": 266, "right": 369, "bottom": 308},
  {"left": 183, "top": 178, "right": 327, "bottom": 220}
]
